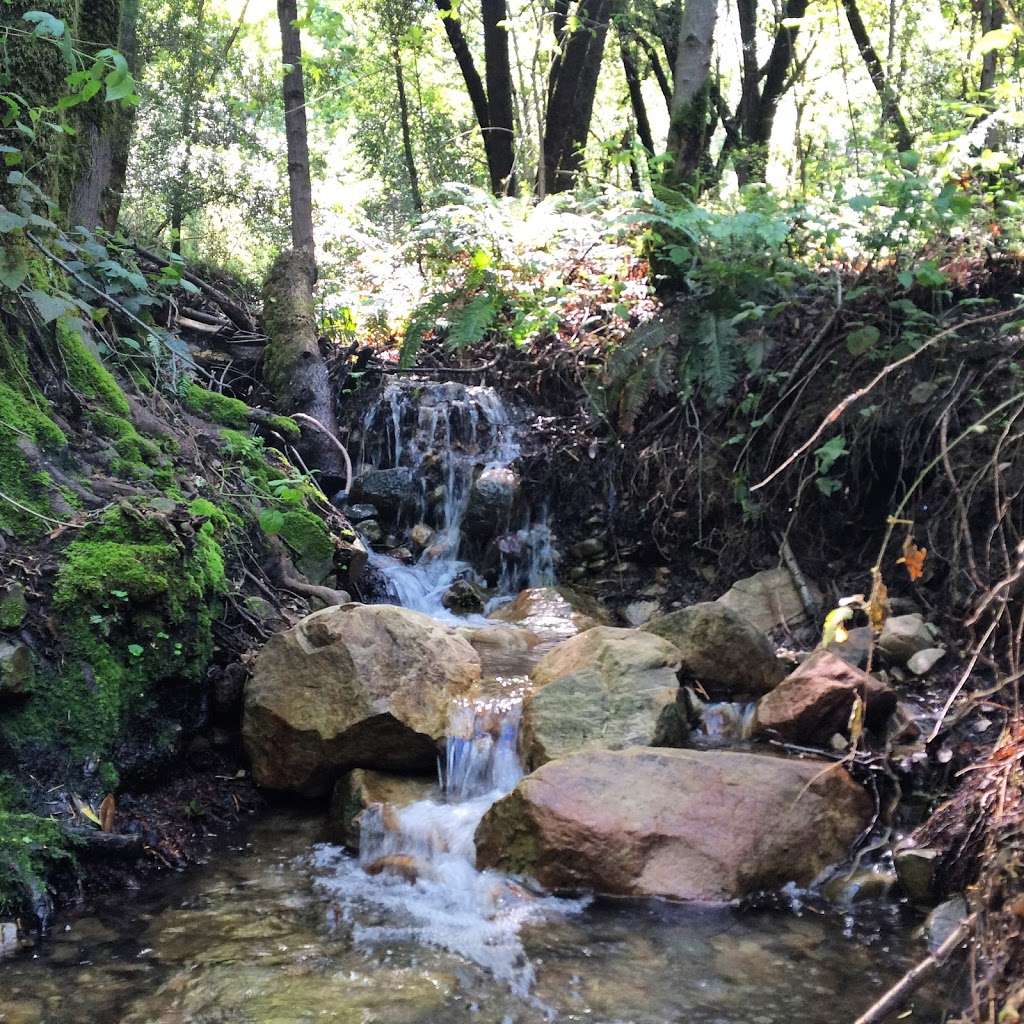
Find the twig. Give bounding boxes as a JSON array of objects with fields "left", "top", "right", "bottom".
[
  {"left": 751, "top": 306, "right": 1022, "bottom": 492},
  {"left": 0, "top": 489, "right": 80, "bottom": 529},
  {"left": 851, "top": 914, "right": 974, "bottom": 1024},
  {"left": 291, "top": 413, "right": 354, "bottom": 494}
]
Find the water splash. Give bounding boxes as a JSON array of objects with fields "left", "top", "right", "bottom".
[{"left": 313, "top": 685, "right": 586, "bottom": 1000}]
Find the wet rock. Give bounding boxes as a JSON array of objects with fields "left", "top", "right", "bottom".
[
  {"left": 409, "top": 522, "right": 434, "bottom": 551},
  {"left": 345, "top": 503, "right": 378, "bottom": 523},
  {"left": 826, "top": 626, "right": 873, "bottom": 669},
  {"left": 0, "top": 641, "right": 33, "bottom": 697},
  {"left": 907, "top": 647, "right": 946, "bottom": 675},
  {"left": 465, "top": 466, "right": 519, "bottom": 538},
  {"left": 488, "top": 586, "right": 609, "bottom": 639},
  {"left": 571, "top": 538, "right": 605, "bottom": 560},
  {"left": 65, "top": 828, "right": 144, "bottom": 861},
  {"left": 752, "top": 650, "right": 896, "bottom": 746},
  {"left": 476, "top": 747, "right": 872, "bottom": 902},
  {"left": 212, "top": 662, "right": 248, "bottom": 720},
  {"left": 329, "top": 768, "right": 437, "bottom": 850},
  {"left": 243, "top": 604, "right": 480, "bottom": 796},
  {"left": 879, "top": 614, "right": 939, "bottom": 664},
  {"left": 716, "top": 568, "right": 819, "bottom": 633},
  {"left": 350, "top": 467, "right": 418, "bottom": 517},
  {"left": 822, "top": 867, "right": 897, "bottom": 904},
  {"left": 341, "top": 534, "right": 369, "bottom": 583},
  {"left": 894, "top": 842, "right": 940, "bottom": 904},
  {"left": 643, "top": 603, "right": 785, "bottom": 700},
  {"left": 359, "top": 520, "right": 383, "bottom": 545},
  {"left": 456, "top": 625, "right": 539, "bottom": 676},
  {"left": 525, "top": 627, "right": 687, "bottom": 767},
  {"left": 926, "top": 896, "right": 967, "bottom": 953},
  {"left": 621, "top": 600, "right": 660, "bottom": 627},
  {"left": 441, "top": 577, "right": 485, "bottom": 614}
]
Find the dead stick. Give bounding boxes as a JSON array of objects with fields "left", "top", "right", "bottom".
[
  {"left": 852, "top": 915, "right": 974, "bottom": 1024},
  {"left": 751, "top": 307, "right": 1021, "bottom": 492},
  {"left": 291, "top": 413, "right": 353, "bottom": 494}
]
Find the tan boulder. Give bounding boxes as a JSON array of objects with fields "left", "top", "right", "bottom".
[
  {"left": 752, "top": 649, "right": 896, "bottom": 746},
  {"left": 525, "top": 627, "right": 686, "bottom": 766},
  {"left": 475, "top": 747, "right": 872, "bottom": 902},
  {"left": 328, "top": 768, "right": 437, "bottom": 849},
  {"left": 643, "top": 602, "right": 785, "bottom": 699},
  {"left": 243, "top": 604, "right": 480, "bottom": 796},
  {"left": 716, "top": 568, "right": 819, "bottom": 632}
]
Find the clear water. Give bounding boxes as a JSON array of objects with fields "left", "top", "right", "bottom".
[{"left": 0, "top": 810, "right": 949, "bottom": 1023}]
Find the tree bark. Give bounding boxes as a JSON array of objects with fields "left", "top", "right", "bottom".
[
  {"left": 664, "top": 0, "right": 718, "bottom": 191},
  {"left": 979, "top": 0, "right": 1004, "bottom": 96},
  {"left": 841, "top": 0, "right": 913, "bottom": 152},
  {"left": 392, "top": 43, "right": 424, "bottom": 212},
  {"left": 482, "top": 0, "right": 517, "bottom": 194},
  {"left": 542, "top": 0, "right": 612, "bottom": 194},
  {"left": 277, "top": 0, "right": 316, "bottom": 260},
  {"left": 69, "top": 0, "right": 140, "bottom": 230},
  {"left": 619, "top": 32, "right": 655, "bottom": 155}
]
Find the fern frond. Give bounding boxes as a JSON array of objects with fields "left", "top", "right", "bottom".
[{"left": 445, "top": 290, "right": 501, "bottom": 348}]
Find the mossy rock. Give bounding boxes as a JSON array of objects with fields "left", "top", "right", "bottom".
[{"left": 0, "top": 584, "right": 27, "bottom": 630}]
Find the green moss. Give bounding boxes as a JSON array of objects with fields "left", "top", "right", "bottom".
[
  {"left": 56, "top": 320, "right": 130, "bottom": 416},
  {"left": 267, "top": 414, "right": 302, "bottom": 441},
  {"left": 1, "top": 504, "right": 227, "bottom": 766},
  {"left": 188, "top": 497, "right": 238, "bottom": 532},
  {"left": 277, "top": 509, "right": 334, "bottom": 561},
  {"left": 0, "top": 799, "right": 70, "bottom": 918},
  {"left": 182, "top": 383, "right": 250, "bottom": 428},
  {"left": 0, "top": 584, "right": 27, "bottom": 630}
]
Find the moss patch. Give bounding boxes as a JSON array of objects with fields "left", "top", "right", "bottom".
[
  {"left": 0, "top": 790, "right": 71, "bottom": 917},
  {"left": 56, "top": 319, "right": 130, "bottom": 417}
]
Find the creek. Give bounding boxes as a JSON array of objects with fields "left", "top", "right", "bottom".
[{"left": 0, "top": 379, "right": 947, "bottom": 1022}]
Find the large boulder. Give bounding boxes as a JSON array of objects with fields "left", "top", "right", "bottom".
[
  {"left": 476, "top": 747, "right": 872, "bottom": 902},
  {"left": 642, "top": 602, "right": 785, "bottom": 700},
  {"left": 329, "top": 768, "right": 437, "bottom": 850},
  {"left": 752, "top": 649, "right": 896, "bottom": 746},
  {"left": 716, "top": 568, "right": 820, "bottom": 633},
  {"left": 349, "top": 467, "right": 418, "bottom": 518},
  {"left": 524, "top": 627, "right": 686, "bottom": 766},
  {"left": 243, "top": 604, "right": 480, "bottom": 796}
]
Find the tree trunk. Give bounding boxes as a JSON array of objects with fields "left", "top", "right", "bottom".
[
  {"left": 979, "top": 0, "right": 1004, "bottom": 96},
  {"left": 277, "top": 0, "right": 316, "bottom": 259},
  {"left": 393, "top": 43, "right": 424, "bottom": 213},
  {"left": 619, "top": 32, "right": 655, "bottom": 156},
  {"left": 542, "top": 0, "right": 612, "bottom": 194},
  {"left": 664, "top": 0, "right": 718, "bottom": 191},
  {"left": 482, "top": 0, "right": 517, "bottom": 194},
  {"left": 69, "top": 0, "right": 139, "bottom": 230},
  {"left": 841, "top": 0, "right": 913, "bottom": 152}
]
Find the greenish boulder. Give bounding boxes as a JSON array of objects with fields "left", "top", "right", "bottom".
[
  {"left": 0, "top": 642, "right": 33, "bottom": 696},
  {"left": 524, "top": 626, "right": 687, "bottom": 767},
  {"left": 0, "top": 584, "right": 27, "bottom": 631}
]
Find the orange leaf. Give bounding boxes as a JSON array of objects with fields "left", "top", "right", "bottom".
[
  {"left": 99, "top": 793, "right": 116, "bottom": 834},
  {"left": 867, "top": 569, "right": 889, "bottom": 633},
  {"left": 897, "top": 537, "right": 927, "bottom": 581}
]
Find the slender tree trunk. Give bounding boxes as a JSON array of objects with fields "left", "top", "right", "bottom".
[
  {"left": 542, "top": 0, "right": 612, "bottom": 194},
  {"left": 69, "top": 0, "right": 139, "bottom": 230},
  {"left": 979, "top": 0, "right": 1004, "bottom": 95},
  {"left": 665, "top": 0, "right": 718, "bottom": 191},
  {"left": 392, "top": 43, "right": 423, "bottom": 213},
  {"left": 168, "top": 0, "right": 206, "bottom": 254},
  {"left": 482, "top": 0, "right": 517, "bottom": 194},
  {"left": 277, "top": 0, "right": 316, "bottom": 259},
  {"left": 841, "top": 0, "right": 913, "bottom": 152},
  {"left": 620, "top": 34, "right": 655, "bottom": 155}
]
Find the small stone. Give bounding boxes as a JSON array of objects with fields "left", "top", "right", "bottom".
[
  {"left": 907, "top": 647, "right": 946, "bottom": 675},
  {"left": 926, "top": 896, "right": 968, "bottom": 953},
  {"left": 391, "top": 547, "right": 414, "bottom": 563},
  {"left": 359, "top": 520, "right": 383, "bottom": 545},
  {"left": 243, "top": 595, "right": 280, "bottom": 625},
  {"left": 410, "top": 523, "right": 434, "bottom": 550},
  {"left": 0, "top": 642, "right": 33, "bottom": 696},
  {"left": 621, "top": 600, "right": 660, "bottom": 627},
  {"left": 442, "top": 578, "right": 485, "bottom": 614},
  {"left": 823, "top": 868, "right": 897, "bottom": 904},
  {"left": 0, "top": 921, "right": 17, "bottom": 957},
  {"left": 879, "top": 614, "right": 939, "bottom": 664},
  {"left": 568, "top": 567, "right": 587, "bottom": 582},
  {"left": 345, "top": 503, "right": 378, "bottom": 523},
  {"left": 571, "top": 538, "right": 605, "bottom": 560},
  {"left": 894, "top": 843, "right": 939, "bottom": 904}
]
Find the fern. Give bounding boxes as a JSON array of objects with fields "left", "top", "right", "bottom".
[
  {"left": 696, "top": 312, "right": 739, "bottom": 406},
  {"left": 602, "top": 317, "right": 679, "bottom": 432},
  {"left": 400, "top": 291, "right": 449, "bottom": 368},
  {"left": 445, "top": 290, "right": 501, "bottom": 348}
]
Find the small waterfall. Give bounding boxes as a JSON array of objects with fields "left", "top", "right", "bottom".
[
  {"left": 697, "top": 701, "right": 758, "bottom": 745},
  {"left": 351, "top": 378, "right": 550, "bottom": 619},
  {"left": 314, "top": 684, "right": 585, "bottom": 999}
]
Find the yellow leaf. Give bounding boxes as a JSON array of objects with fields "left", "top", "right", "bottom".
[
  {"left": 848, "top": 695, "right": 865, "bottom": 747},
  {"left": 821, "top": 606, "right": 855, "bottom": 648},
  {"left": 72, "top": 794, "right": 102, "bottom": 827}
]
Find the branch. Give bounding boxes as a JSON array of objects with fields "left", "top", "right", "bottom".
[{"left": 750, "top": 306, "right": 1022, "bottom": 492}]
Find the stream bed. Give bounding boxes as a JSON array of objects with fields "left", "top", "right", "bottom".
[{"left": 0, "top": 808, "right": 946, "bottom": 1024}]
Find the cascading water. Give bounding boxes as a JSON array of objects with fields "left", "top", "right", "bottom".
[
  {"left": 352, "top": 378, "right": 555, "bottom": 618},
  {"left": 312, "top": 681, "right": 586, "bottom": 1000}
]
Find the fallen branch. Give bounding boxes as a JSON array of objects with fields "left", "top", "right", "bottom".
[
  {"left": 852, "top": 914, "right": 974, "bottom": 1024},
  {"left": 291, "top": 413, "right": 354, "bottom": 494},
  {"left": 751, "top": 306, "right": 1022, "bottom": 492}
]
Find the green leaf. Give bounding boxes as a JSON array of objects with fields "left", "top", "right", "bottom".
[
  {"left": 0, "top": 248, "right": 28, "bottom": 290},
  {"left": 27, "top": 289, "right": 74, "bottom": 323},
  {"left": 846, "top": 325, "right": 880, "bottom": 356},
  {"left": 978, "top": 27, "right": 1018, "bottom": 54},
  {"left": 126, "top": 644, "right": 144, "bottom": 658},
  {"left": 897, "top": 270, "right": 914, "bottom": 289},
  {"left": 259, "top": 509, "right": 285, "bottom": 534}
]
